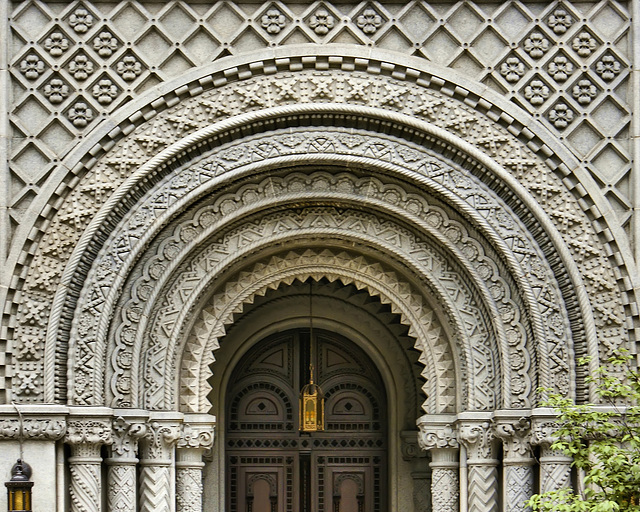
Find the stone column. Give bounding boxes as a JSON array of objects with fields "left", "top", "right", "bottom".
[
  {"left": 65, "top": 413, "right": 113, "bottom": 512},
  {"left": 139, "top": 413, "right": 182, "bottom": 512},
  {"left": 175, "top": 414, "right": 216, "bottom": 512},
  {"left": 417, "top": 416, "right": 460, "bottom": 512},
  {"left": 494, "top": 415, "right": 534, "bottom": 512},
  {"left": 459, "top": 417, "right": 499, "bottom": 512},
  {"left": 106, "top": 411, "right": 148, "bottom": 512},
  {"left": 531, "top": 415, "right": 573, "bottom": 494}
]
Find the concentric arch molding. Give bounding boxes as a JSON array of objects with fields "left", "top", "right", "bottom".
[
  {"left": 67, "top": 133, "right": 573, "bottom": 412},
  {"left": 90, "top": 152, "right": 570, "bottom": 413},
  {"left": 8, "top": 48, "right": 633, "bottom": 404}
]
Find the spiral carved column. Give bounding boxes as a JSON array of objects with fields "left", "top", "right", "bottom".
[
  {"left": 65, "top": 415, "right": 112, "bottom": 512},
  {"left": 417, "top": 416, "right": 460, "bottom": 512},
  {"left": 494, "top": 415, "right": 534, "bottom": 512},
  {"left": 106, "top": 412, "right": 148, "bottom": 512},
  {"left": 139, "top": 414, "right": 182, "bottom": 512},
  {"left": 460, "top": 418, "right": 499, "bottom": 512},
  {"left": 531, "top": 417, "right": 573, "bottom": 494},
  {"left": 175, "top": 416, "right": 215, "bottom": 512}
]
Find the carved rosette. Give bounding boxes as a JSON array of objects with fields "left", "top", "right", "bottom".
[
  {"left": 65, "top": 418, "right": 112, "bottom": 512},
  {"left": 417, "top": 419, "right": 459, "bottom": 512},
  {"left": 106, "top": 416, "right": 147, "bottom": 512},
  {"left": 531, "top": 419, "right": 573, "bottom": 494},
  {"left": 175, "top": 419, "right": 215, "bottom": 512},
  {"left": 459, "top": 421, "right": 499, "bottom": 512},
  {"left": 493, "top": 417, "right": 534, "bottom": 512},
  {"left": 139, "top": 419, "right": 181, "bottom": 512}
]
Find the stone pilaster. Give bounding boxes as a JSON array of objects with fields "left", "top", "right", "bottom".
[
  {"left": 417, "top": 415, "right": 459, "bottom": 512},
  {"left": 531, "top": 412, "right": 573, "bottom": 494},
  {"left": 65, "top": 412, "right": 113, "bottom": 512},
  {"left": 175, "top": 414, "right": 216, "bottom": 512},
  {"left": 459, "top": 416, "right": 499, "bottom": 512},
  {"left": 106, "top": 411, "right": 148, "bottom": 512},
  {"left": 139, "top": 413, "right": 182, "bottom": 512},
  {"left": 494, "top": 414, "right": 534, "bottom": 512}
]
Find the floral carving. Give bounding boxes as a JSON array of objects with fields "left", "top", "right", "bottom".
[
  {"left": 116, "top": 56, "right": 142, "bottom": 81},
  {"left": 19, "top": 55, "right": 45, "bottom": 79},
  {"left": 523, "top": 32, "right": 549, "bottom": 59},
  {"left": 178, "top": 423, "right": 215, "bottom": 450},
  {"left": 500, "top": 57, "right": 525, "bottom": 83},
  {"left": 418, "top": 424, "right": 459, "bottom": 450},
  {"left": 43, "top": 78, "right": 70, "bottom": 104},
  {"left": 308, "top": 8, "right": 335, "bottom": 35},
  {"left": 547, "top": 8, "right": 572, "bottom": 34},
  {"left": 523, "top": 80, "right": 550, "bottom": 106},
  {"left": 572, "top": 79, "right": 597, "bottom": 104},
  {"left": 68, "top": 54, "right": 94, "bottom": 80},
  {"left": 92, "top": 78, "right": 118, "bottom": 104},
  {"left": 356, "top": 8, "right": 383, "bottom": 35},
  {"left": 548, "top": 103, "right": 574, "bottom": 129},
  {"left": 595, "top": 55, "right": 622, "bottom": 81},
  {"left": 93, "top": 31, "right": 119, "bottom": 57},
  {"left": 67, "top": 101, "right": 94, "bottom": 127},
  {"left": 547, "top": 55, "right": 574, "bottom": 82},
  {"left": 44, "top": 32, "right": 70, "bottom": 57},
  {"left": 261, "top": 8, "right": 286, "bottom": 34},
  {"left": 572, "top": 32, "right": 597, "bottom": 57},
  {"left": 68, "top": 8, "right": 93, "bottom": 33},
  {"left": 66, "top": 419, "right": 112, "bottom": 445}
]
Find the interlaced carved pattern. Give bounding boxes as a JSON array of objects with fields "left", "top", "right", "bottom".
[
  {"left": 8, "top": 65, "right": 624, "bottom": 405},
  {"left": 71, "top": 132, "right": 571, "bottom": 413}
]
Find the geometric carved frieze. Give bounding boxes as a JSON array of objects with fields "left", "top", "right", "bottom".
[{"left": 8, "top": 60, "right": 629, "bottom": 406}]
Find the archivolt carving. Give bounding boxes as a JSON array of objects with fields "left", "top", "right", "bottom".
[
  {"left": 73, "top": 130, "right": 572, "bottom": 412},
  {"left": 117, "top": 204, "right": 498, "bottom": 412},
  {"left": 182, "top": 248, "right": 455, "bottom": 415},
  {"left": 10, "top": 60, "right": 626, "bottom": 405}
]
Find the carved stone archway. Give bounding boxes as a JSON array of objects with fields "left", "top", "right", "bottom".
[{"left": 3, "top": 47, "right": 637, "bottom": 512}]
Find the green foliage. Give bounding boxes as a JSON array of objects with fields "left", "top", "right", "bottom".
[{"left": 526, "top": 351, "right": 640, "bottom": 512}]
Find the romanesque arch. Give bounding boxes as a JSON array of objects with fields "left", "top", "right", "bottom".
[{"left": 3, "top": 45, "right": 638, "bottom": 512}]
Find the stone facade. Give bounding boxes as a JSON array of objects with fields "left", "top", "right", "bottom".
[{"left": 0, "top": 1, "right": 639, "bottom": 511}]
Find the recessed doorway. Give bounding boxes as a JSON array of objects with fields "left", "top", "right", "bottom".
[{"left": 225, "top": 328, "right": 387, "bottom": 512}]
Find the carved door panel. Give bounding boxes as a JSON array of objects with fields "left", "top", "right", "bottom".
[{"left": 226, "top": 329, "right": 386, "bottom": 512}]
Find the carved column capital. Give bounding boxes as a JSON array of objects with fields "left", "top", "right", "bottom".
[
  {"left": 401, "top": 430, "right": 428, "bottom": 460},
  {"left": 177, "top": 417, "right": 215, "bottom": 451},
  {"left": 111, "top": 414, "right": 148, "bottom": 458},
  {"left": 417, "top": 415, "right": 459, "bottom": 451},
  {"left": 142, "top": 419, "right": 181, "bottom": 461},
  {"left": 493, "top": 415, "right": 533, "bottom": 463},
  {"left": 65, "top": 418, "right": 113, "bottom": 447},
  {"left": 459, "top": 420, "right": 498, "bottom": 462}
]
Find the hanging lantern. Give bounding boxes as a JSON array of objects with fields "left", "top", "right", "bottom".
[
  {"left": 5, "top": 459, "right": 33, "bottom": 512},
  {"left": 299, "top": 282, "right": 325, "bottom": 432},
  {"left": 300, "top": 366, "right": 325, "bottom": 432}
]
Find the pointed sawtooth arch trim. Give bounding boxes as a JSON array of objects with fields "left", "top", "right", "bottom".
[{"left": 10, "top": 49, "right": 628, "bottom": 407}]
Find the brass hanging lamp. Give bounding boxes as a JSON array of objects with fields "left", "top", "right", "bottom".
[{"left": 299, "top": 281, "right": 325, "bottom": 432}]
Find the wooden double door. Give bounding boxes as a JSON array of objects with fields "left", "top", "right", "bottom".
[{"left": 226, "top": 329, "right": 387, "bottom": 512}]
